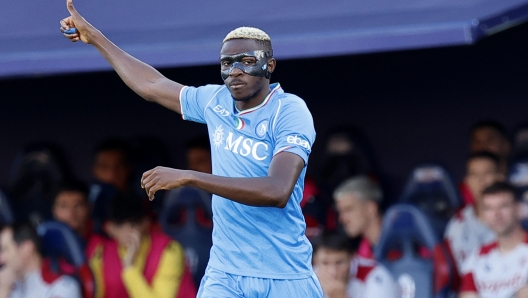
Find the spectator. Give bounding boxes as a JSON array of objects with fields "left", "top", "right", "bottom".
[
  {"left": 313, "top": 231, "right": 398, "bottom": 298},
  {"left": 52, "top": 180, "right": 92, "bottom": 241},
  {"left": 88, "top": 195, "right": 196, "bottom": 298},
  {"left": 459, "top": 182, "right": 528, "bottom": 298},
  {"left": 0, "top": 223, "right": 81, "bottom": 298},
  {"left": 469, "top": 120, "right": 511, "bottom": 175},
  {"left": 7, "top": 142, "right": 73, "bottom": 224},
  {"left": 92, "top": 137, "right": 134, "bottom": 194},
  {"left": 185, "top": 135, "right": 212, "bottom": 174},
  {"left": 333, "top": 176, "right": 384, "bottom": 259},
  {"left": 445, "top": 152, "right": 504, "bottom": 273}
]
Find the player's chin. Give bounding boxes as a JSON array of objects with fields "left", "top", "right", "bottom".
[{"left": 230, "top": 91, "right": 252, "bottom": 102}]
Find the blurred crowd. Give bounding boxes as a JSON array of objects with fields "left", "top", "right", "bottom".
[{"left": 0, "top": 119, "right": 528, "bottom": 298}]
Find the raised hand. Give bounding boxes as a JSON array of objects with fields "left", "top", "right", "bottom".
[{"left": 60, "top": 0, "right": 97, "bottom": 43}]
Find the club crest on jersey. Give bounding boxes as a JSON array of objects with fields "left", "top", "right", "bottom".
[
  {"left": 255, "top": 119, "right": 269, "bottom": 138},
  {"left": 212, "top": 125, "right": 225, "bottom": 148}
]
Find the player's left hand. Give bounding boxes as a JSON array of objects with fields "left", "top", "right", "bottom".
[{"left": 141, "top": 166, "right": 188, "bottom": 201}]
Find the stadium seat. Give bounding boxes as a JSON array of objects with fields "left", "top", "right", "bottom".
[
  {"left": 374, "top": 204, "right": 454, "bottom": 298},
  {"left": 160, "top": 186, "right": 213, "bottom": 287},
  {"left": 37, "top": 220, "right": 95, "bottom": 298},
  {"left": 399, "top": 163, "right": 461, "bottom": 238},
  {"left": 0, "top": 189, "right": 14, "bottom": 225}
]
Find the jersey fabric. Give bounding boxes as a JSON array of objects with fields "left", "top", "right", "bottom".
[
  {"left": 9, "top": 264, "right": 81, "bottom": 298},
  {"left": 346, "top": 256, "right": 399, "bottom": 298},
  {"left": 444, "top": 204, "right": 496, "bottom": 271},
  {"left": 460, "top": 233, "right": 528, "bottom": 298},
  {"left": 180, "top": 82, "right": 316, "bottom": 279}
]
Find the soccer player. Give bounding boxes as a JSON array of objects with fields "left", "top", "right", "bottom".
[
  {"left": 60, "top": 1, "right": 322, "bottom": 297},
  {"left": 313, "top": 231, "right": 398, "bottom": 298},
  {"left": 459, "top": 182, "right": 528, "bottom": 298},
  {"left": 444, "top": 151, "right": 503, "bottom": 273}
]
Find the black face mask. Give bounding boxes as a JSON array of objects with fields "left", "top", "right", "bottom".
[{"left": 220, "top": 50, "right": 273, "bottom": 80}]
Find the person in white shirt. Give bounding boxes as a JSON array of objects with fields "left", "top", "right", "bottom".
[
  {"left": 0, "top": 223, "right": 81, "bottom": 298},
  {"left": 444, "top": 151, "right": 504, "bottom": 273},
  {"left": 459, "top": 182, "right": 528, "bottom": 298},
  {"left": 313, "top": 231, "right": 398, "bottom": 298}
]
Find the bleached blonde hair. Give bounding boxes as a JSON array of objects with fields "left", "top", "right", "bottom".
[{"left": 223, "top": 27, "right": 271, "bottom": 44}]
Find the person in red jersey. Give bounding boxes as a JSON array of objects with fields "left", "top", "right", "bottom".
[
  {"left": 460, "top": 182, "right": 528, "bottom": 298},
  {"left": 313, "top": 231, "right": 398, "bottom": 298},
  {"left": 444, "top": 151, "right": 504, "bottom": 273}
]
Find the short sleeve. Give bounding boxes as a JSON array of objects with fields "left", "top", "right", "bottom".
[
  {"left": 180, "top": 84, "right": 225, "bottom": 124},
  {"left": 272, "top": 97, "right": 315, "bottom": 165}
]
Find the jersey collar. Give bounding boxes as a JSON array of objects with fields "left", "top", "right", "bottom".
[{"left": 235, "top": 83, "right": 282, "bottom": 115}]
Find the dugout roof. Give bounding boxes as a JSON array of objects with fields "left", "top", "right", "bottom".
[{"left": 1, "top": 0, "right": 528, "bottom": 78}]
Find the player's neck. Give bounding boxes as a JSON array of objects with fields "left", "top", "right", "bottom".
[
  {"left": 364, "top": 216, "right": 382, "bottom": 246},
  {"left": 235, "top": 84, "right": 271, "bottom": 112},
  {"left": 498, "top": 225, "right": 526, "bottom": 254}
]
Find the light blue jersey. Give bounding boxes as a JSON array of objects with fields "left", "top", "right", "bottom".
[{"left": 180, "top": 82, "right": 316, "bottom": 279}]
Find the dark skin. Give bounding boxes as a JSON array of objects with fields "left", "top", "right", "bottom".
[{"left": 60, "top": 0, "right": 303, "bottom": 208}]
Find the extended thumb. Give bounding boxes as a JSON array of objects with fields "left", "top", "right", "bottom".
[{"left": 66, "top": 0, "right": 78, "bottom": 15}]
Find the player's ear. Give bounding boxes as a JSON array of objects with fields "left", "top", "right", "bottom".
[{"left": 267, "top": 58, "right": 276, "bottom": 74}]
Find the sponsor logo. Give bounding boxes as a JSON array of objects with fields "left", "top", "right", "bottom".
[
  {"left": 286, "top": 135, "right": 311, "bottom": 150},
  {"left": 224, "top": 132, "right": 268, "bottom": 161},
  {"left": 212, "top": 125, "right": 225, "bottom": 148},
  {"left": 213, "top": 105, "right": 230, "bottom": 116},
  {"left": 255, "top": 119, "right": 268, "bottom": 138}
]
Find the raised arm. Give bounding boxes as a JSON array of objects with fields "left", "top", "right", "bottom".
[
  {"left": 60, "top": 0, "right": 183, "bottom": 113},
  {"left": 141, "top": 152, "right": 305, "bottom": 208}
]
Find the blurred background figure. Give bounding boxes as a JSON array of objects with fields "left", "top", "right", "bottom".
[
  {"left": 91, "top": 137, "right": 134, "bottom": 194},
  {"left": 444, "top": 151, "right": 504, "bottom": 274},
  {"left": 459, "top": 182, "right": 528, "bottom": 298},
  {"left": 89, "top": 195, "right": 196, "bottom": 298},
  {"left": 6, "top": 142, "right": 74, "bottom": 225},
  {"left": 313, "top": 231, "right": 398, "bottom": 298},
  {"left": 0, "top": 223, "right": 81, "bottom": 298},
  {"left": 317, "top": 126, "right": 381, "bottom": 199},
  {"left": 185, "top": 135, "right": 212, "bottom": 174},
  {"left": 469, "top": 120, "right": 511, "bottom": 176},
  {"left": 333, "top": 176, "right": 385, "bottom": 260},
  {"left": 52, "top": 180, "right": 92, "bottom": 243},
  {"left": 89, "top": 137, "right": 136, "bottom": 235}
]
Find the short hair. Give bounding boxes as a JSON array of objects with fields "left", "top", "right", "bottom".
[
  {"left": 107, "top": 194, "right": 147, "bottom": 225},
  {"left": 223, "top": 27, "right": 272, "bottom": 51},
  {"left": 467, "top": 151, "right": 501, "bottom": 168},
  {"left": 482, "top": 181, "right": 519, "bottom": 201},
  {"left": 470, "top": 120, "right": 509, "bottom": 141},
  {"left": 53, "top": 179, "right": 89, "bottom": 205},
  {"left": 93, "top": 137, "right": 132, "bottom": 164},
  {"left": 313, "top": 231, "right": 356, "bottom": 254},
  {"left": 1, "top": 223, "right": 42, "bottom": 254},
  {"left": 333, "top": 175, "right": 383, "bottom": 205}
]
